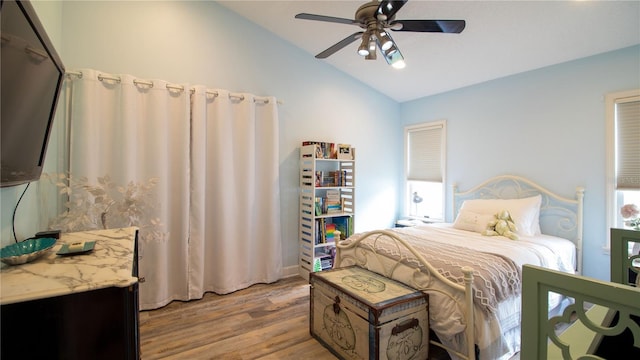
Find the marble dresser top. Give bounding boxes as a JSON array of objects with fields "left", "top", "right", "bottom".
[{"left": 1, "top": 227, "right": 138, "bottom": 305}]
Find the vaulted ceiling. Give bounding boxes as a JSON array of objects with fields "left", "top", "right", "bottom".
[{"left": 218, "top": 1, "right": 640, "bottom": 102}]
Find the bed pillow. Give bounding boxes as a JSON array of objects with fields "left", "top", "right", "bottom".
[
  {"left": 452, "top": 209, "right": 496, "bottom": 233},
  {"left": 457, "top": 195, "right": 542, "bottom": 236}
]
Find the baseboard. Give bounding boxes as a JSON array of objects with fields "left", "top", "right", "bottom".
[{"left": 281, "top": 265, "right": 300, "bottom": 279}]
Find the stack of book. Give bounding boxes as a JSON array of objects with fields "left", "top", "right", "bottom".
[
  {"left": 313, "top": 255, "right": 334, "bottom": 271},
  {"left": 325, "top": 190, "right": 342, "bottom": 214},
  {"left": 314, "top": 192, "right": 342, "bottom": 215},
  {"left": 320, "top": 255, "right": 333, "bottom": 270}
]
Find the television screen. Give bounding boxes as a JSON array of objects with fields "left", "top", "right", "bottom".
[{"left": 1, "top": 0, "right": 65, "bottom": 187}]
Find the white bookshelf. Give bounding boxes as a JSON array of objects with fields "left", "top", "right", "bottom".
[{"left": 298, "top": 143, "right": 355, "bottom": 280}]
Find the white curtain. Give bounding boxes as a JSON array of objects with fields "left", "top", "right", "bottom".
[
  {"left": 189, "top": 87, "right": 282, "bottom": 296},
  {"left": 65, "top": 69, "right": 282, "bottom": 310},
  {"left": 67, "top": 69, "right": 191, "bottom": 309}
]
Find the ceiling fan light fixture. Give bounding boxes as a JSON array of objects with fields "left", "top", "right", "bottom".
[
  {"left": 357, "top": 32, "right": 371, "bottom": 56},
  {"left": 384, "top": 44, "right": 405, "bottom": 69},
  {"left": 376, "top": 30, "right": 393, "bottom": 51},
  {"left": 366, "top": 38, "right": 377, "bottom": 59},
  {"left": 357, "top": 42, "right": 369, "bottom": 56},
  {"left": 383, "top": 43, "right": 398, "bottom": 57},
  {"left": 391, "top": 59, "right": 406, "bottom": 69}
]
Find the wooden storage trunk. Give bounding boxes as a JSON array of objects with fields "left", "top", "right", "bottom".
[{"left": 310, "top": 266, "right": 429, "bottom": 360}]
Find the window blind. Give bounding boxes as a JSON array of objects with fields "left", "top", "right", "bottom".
[
  {"left": 407, "top": 124, "right": 442, "bottom": 182},
  {"left": 616, "top": 97, "right": 640, "bottom": 190}
]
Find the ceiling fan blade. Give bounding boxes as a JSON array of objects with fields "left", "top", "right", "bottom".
[
  {"left": 315, "top": 32, "right": 364, "bottom": 59},
  {"left": 295, "top": 13, "right": 357, "bottom": 25},
  {"left": 391, "top": 20, "right": 466, "bottom": 33},
  {"left": 376, "top": 0, "right": 408, "bottom": 20}
]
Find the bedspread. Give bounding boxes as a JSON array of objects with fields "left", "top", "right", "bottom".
[{"left": 344, "top": 227, "right": 521, "bottom": 314}]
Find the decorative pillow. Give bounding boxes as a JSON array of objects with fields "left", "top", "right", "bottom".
[
  {"left": 457, "top": 195, "right": 542, "bottom": 236},
  {"left": 453, "top": 209, "right": 496, "bottom": 233}
]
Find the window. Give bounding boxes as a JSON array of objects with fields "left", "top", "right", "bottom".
[
  {"left": 606, "top": 89, "right": 640, "bottom": 250},
  {"left": 404, "top": 121, "right": 445, "bottom": 221}
]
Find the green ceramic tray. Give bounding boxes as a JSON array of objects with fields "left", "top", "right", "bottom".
[{"left": 57, "top": 241, "right": 96, "bottom": 256}]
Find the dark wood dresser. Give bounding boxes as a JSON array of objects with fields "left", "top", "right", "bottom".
[{"left": 1, "top": 227, "right": 140, "bottom": 359}]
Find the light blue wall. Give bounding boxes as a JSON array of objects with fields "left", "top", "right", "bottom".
[
  {"left": 4, "top": 1, "right": 638, "bottom": 281},
  {"left": 0, "top": 1, "right": 402, "bottom": 272},
  {"left": 401, "top": 45, "right": 640, "bottom": 280}
]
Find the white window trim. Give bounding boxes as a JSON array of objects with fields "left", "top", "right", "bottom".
[
  {"left": 403, "top": 120, "right": 446, "bottom": 220},
  {"left": 605, "top": 88, "right": 640, "bottom": 251}
]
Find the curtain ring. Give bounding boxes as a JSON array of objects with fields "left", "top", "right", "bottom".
[
  {"left": 66, "top": 71, "right": 83, "bottom": 79},
  {"left": 98, "top": 73, "right": 121, "bottom": 83},
  {"left": 134, "top": 79, "right": 154, "bottom": 88}
]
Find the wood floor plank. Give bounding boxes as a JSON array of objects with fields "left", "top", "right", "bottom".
[
  {"left": 139, "top": 276, "right": 337, "bottom": 360},
  {"left": 162, "top": 315, "right": 309, "bottom": 359}
]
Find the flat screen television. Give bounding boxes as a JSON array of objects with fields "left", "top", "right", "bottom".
[{"left": 1, "top": 0, "right": 65, "bottom": 187}]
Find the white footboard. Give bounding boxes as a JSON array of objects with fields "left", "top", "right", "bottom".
[{"left": 335, "top": 229, "right": 476, "bottom": 360}]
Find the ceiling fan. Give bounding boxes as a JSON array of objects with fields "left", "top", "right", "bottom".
[{"left": 295, "top": 0, "right": 466, "bottom": 69}]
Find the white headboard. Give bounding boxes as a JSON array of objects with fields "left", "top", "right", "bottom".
[{"left": 452, "top": 175, "right": 584, "bottom": 273}]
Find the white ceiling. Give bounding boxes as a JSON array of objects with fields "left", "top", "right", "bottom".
[{"left": 218, "top": 1, "right": 640, "bottom": 103}]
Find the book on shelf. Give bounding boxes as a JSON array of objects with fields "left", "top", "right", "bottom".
[
  {"left": 315, "top": 217, "right": 353, "bottom": 245},
  {"left": 315, "top": 218, "right": 325, "bottom": 244},
  {"left": 315, "top": 197, "right": 323, "bottom": 216},
  {"left": 315, "top": 218, "right": 334, "bottom": 245},
  {"left": 320, "top": 255, "right": 333, "bottom": 270},
  {"left": 313, "top": 255, "right": 333, "bottom": 271},
  {"left": 326, "top": 189, "right": 339, "bottom": 198},
  {"left": 324, "top": 223, "right": 336, "bottom": 243},
  {"left": 302, "top": 141, "right": 342, "bottom": 159},
  {"left": 314, "top": 190, "right": 343, "bottom": 215},
  {"left": 314, "top": 170, "right": 349, "bottom": 187},
  {"left": 332, "top": 170, "right": 349, "bottom": 187},
  {"left": 332, "top": 216, "right": 352, "bottom": 240}
]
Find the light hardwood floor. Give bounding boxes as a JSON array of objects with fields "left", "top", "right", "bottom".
[
  {"left": 139, "top": 275, "right": 524, "bottom": 360},
  {"left": 139, "top": 276, "right": 337, "bottom": 359}
]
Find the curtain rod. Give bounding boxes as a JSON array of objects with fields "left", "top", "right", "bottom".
[{"left": 65, "top": 70, "right": 283, "bottom": 105}]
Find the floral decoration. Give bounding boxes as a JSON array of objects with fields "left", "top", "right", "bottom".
[
  {"left": 42, "top": 173, "right": 165, "bottom": 243},
  {"left": 620, "top": 203, "right": 640, "bottom": 231}
]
